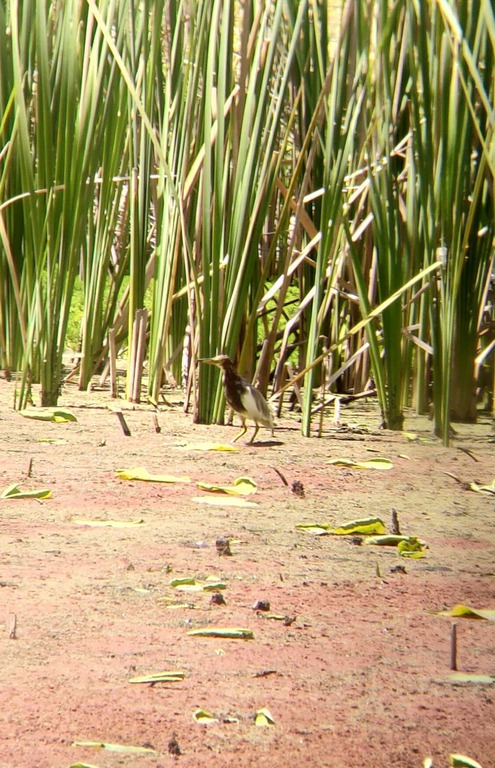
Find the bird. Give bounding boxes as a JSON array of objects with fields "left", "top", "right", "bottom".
[{"left": 200, "top": 354, "right": 274, "bottom": 444}]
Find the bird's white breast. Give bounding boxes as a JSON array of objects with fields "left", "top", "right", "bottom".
[{"left": 239, "top": 386, "right": 274, "bottom": 428}]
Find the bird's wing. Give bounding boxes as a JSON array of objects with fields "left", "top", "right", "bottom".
[{"left": 240, "top": 386, "right": 274, "bottom": 428}]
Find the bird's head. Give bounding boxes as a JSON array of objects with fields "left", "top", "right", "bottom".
[{"left": 199, "top": 354, "right": 233, "bottom": 370}]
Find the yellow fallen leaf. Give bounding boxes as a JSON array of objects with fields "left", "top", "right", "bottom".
[
  {"left": 196, "top": 476, "right": 257, "bottom": 495},
  {"left": 20, "top": 407, "right": 77, "bottom": 423},
  {"left": 398, "top": 537, "right": 426, "bottom": 558},
  {"left": 448, "top": 672, "right": 494, "bottom": 685},
  {"left": 179, "top": 442, "right": 239, "bottom": 452},
  {"left": 1, "top": 483, "right": 51, "bottom": 500},
  {"left": 332, "top": 517, "right": 387, "bottom": 535},
  {"left": 169, "top": 577, "right": 227, "bottom": 592},
  {"left": 73, "top": 519, "right": 145, "bottom": 527},
  {"left": 187, "top": 627, "right": 254, "bottom": 639},
  {"left": 328, "top": 457, "right": 394, "bottom": 470},
  {"left": 193, "top": 496, "right": 259, "bottom": 508},
  {"left": 366, "top": 535, "right": 414, "bottom": 546},
  {"left": 255, "top": 708, "right": 275, "bottom": 726},
  {"left": 71, "top": 741, "right": 156, "bottom": 755},
  {"left": 296, "top": 523, "right": 331, "bottom": 535},
  {"left": 470, "top": 479, "right": 495, "bottom": 496},
  {"left": 128, "top": 671, "right": 185, "bottom": 684},
  {"left": 450, "top": 755, "right": 484, "bottom": 768},
  {"left": 169, "top": 577, "right": 197, "bottom": 587},
  {"left": 435, "top": 604, "right": 495, "bottom": 620},
  {"left": 116, "top": 467, "right": 190, "bottom": 483},
  {"left": 193, "top": 708, "right": 218, "bottom": 724},
  {"left": 69, "top": 763, "right": 101, "bottom": 768}
]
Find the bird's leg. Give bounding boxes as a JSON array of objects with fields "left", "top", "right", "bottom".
[
  {"left": 247, "top": 424, "right": 260, "bottom": 444},
  {"left": 232, "top": 419, "right": 247, "bottom": 443}
]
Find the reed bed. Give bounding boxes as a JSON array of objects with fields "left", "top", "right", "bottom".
[{"left": 0, "top": 0, "right": 493, "bottom": 444}]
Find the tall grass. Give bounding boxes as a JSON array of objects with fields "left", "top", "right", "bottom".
[{"left": 0, "top": 0, "right": 493, "bottom": 444}]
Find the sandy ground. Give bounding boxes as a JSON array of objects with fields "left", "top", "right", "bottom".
[{"left": 0, "top": 377, "right": 494, "bottom": 768}]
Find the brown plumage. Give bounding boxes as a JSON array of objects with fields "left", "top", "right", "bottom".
[{"left": 201, "top": 355, "right": 274, "bottom": 443}]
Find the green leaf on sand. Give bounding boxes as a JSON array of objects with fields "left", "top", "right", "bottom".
[
  {"left": 1, "top": 483, "right": 51, "bottom": 500},
  {"left": 331, "top": 517, "right": 387, "bottom": 535},
  {"left": 450, "top": 755, "right": 484, "bottom": 768},
  {"left": 397, "top": 537, "right": 426, "bottom": 558},
  {"left": 187, "top": 627, "right": 254, "bottom": 639},
  {"left": 20, "top": 407, "right": 77, "bottom": 423},
  {"left": 328, "top": 457, "right": 393, "bottom": 470},
  {"left": 169, "top": 577, "right": 227, "bottom": 592},
  {"left": 366, "top": 535, "right": 419, "bottom": 546}
]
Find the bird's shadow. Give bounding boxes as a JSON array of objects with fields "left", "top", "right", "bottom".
[{"left": 246, "top": 439, "right": 284, "bottom": 447}]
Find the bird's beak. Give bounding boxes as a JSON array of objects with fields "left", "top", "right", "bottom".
[{"left": 198, "top": 356, "right": 221, "bottom": 366}]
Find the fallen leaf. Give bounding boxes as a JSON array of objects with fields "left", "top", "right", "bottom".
[
  {"left": 255, "top": 707, "right": 275, "bottom": 726},
  {"left": 328, "top": 457, "right": 394, "bottom": 470},
  {"left": 128, "top": 671, "right": 185, "bottom": 684},
  {"left": 169, "top": 577, "right": 227, "bottom": 592},
  {"left": 193, "top": 708, "right": 218, "bottom": 724},
  {"left": 116, "top": 467, "right": 190, "bottom": 483},
  {"left": 450, "top": 755, "right": 484, "bottom": 768},
  {"left": 187, "top": 627, "right": 254, "bottom": 639},
  {"left": 37, "top": 438, "right": 67, "bottom": 445},
  {"left": 403, "top": 433, "right": 435, "bottom": 444},
  {"left": 69, "top": 763, "right": 101, "bottom": 768},
  {"left": 397, "top": 537, "right": 426, "bottom": 558},
  {"left": 193, "top": 496, "right": 259, "bottom": 508},
  {"left": 448, "top": 672, "right": 494, "bottom": 685},
  {"left": 331, "top": 517, "right": 387, "bottom": 535},
  {"left": 196, "top": 477, "right": 257, "bottom": 495},
  {"left": 296, "top": 523, "right": 331, "bottom": 535},
  {"left": 179, "top": 442, "right": 239, "bottom": 452},
  {"left": 73, "top": 519, "right": 145, "bottom": 527},
  {"left": 169, "top": 577, "right": 197, "bottom": 587},
  {"left": 469, "top": 479, "right": 495, "bottom": 496},
  {"left": 1, "top": 483, "right": 51, "bottom": 500},
  {"left": 71, "top": 741, "right": 156, "bottom": 755},
  {"left": 20, "top": 407, "right": 77, "bottom": 423},
  {"left": 366, "top": 535, "right": 408, "bottom": 546},
  {"left": 435, "top": 604, "right": 495, "bottom": 621}
]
